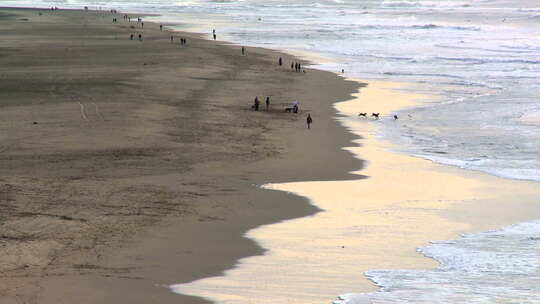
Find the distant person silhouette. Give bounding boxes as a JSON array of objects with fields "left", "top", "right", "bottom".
[{"left": 254, "top": 96, "right": 260, "bottom": 111}]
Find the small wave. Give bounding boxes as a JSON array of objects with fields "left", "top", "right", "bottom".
[
  {"left": 435, "top": 44, "right": 534, "bottom": 54},
  {"left": 381, "top": 0, "right": 419, "bottom": 8},
  {"left": 412, "top": 24, "right": 480, "bottom": 31},
  {"left": 383, "top": 71, "right": 465, "bottom": 79},
  {"left": 358, "top": 24, "right": 480, "bottom": 31},
  {"left": 368, "top": 55, "right": 414, "bottom": 61},
  {"left": 336, "top": 219, "right": 540, "bottom": 303},
  {"left": 436, "top": 56, "right": 540, "bottom": 65},
  {"left": 413, "top": 154, "right": 540, "bottom": 182}
]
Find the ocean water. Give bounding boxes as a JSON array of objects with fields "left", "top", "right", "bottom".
[
  {"left": 5, "top": 0, "right": 540, "bottom": 303},
  {"left": 336, "top": 220, "right": 540, "bottom": 304}
]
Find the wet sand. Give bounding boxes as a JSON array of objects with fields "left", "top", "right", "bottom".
[
  {"left": 0, "top": 7, "right": 362, "bottom": 304},
  {"left": 174, "top": 81, "right": 540, "bottom": 304}
]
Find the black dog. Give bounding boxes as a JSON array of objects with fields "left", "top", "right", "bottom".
[
  {"left": 358, "top": 113, "right": 367, "bottom": 117},
  {"left": 371, "top": 113, "right": 380, "bottom": 119}
]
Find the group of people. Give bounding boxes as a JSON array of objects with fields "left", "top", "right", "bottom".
[
  {"left": 252, "top": 96, "right": 271, "bottom": 111},
  {"left": 129, "top": 33, "right": 143, "bottom": 41},
  {"left": 126, "top": 31, "right": 187, "bottom": 45},
  {"left": 169, "top": 36, "right": 188, "bottom": 45},
  {"left": 251, "top": 97, "right": 312, "bottom": 129},
  {"left": 119, "top": 17, "right": 314, "bottom": 129}
]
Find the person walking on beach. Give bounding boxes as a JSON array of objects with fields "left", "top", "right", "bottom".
[
  {"left": 141, "top": 22, "right": 144, "bottom": 28},
  {"left": 213, "top": 29, "right": 216, "bottom": 40},
  {"left": 265, "top": 96, "right": 270, "bottom": 111},
  {"left": 291, "top": 62, "right": 294, "bottom": 70},
  {"left": 254, "top": 96, "right": 260, "bottom": 111},
  {"left": 160, "top": 24, "right": 163, "bottom": 31},
  {"left": 171, "top": 35, "right": 174, "bottom": 43},
  {"left": 307, "top": 114, "right": 313, "bottom": 129},
  {"left": 242, "top": 46, "right": 245, "bottom": 55},
  {"left": 138, "top": 34, "right": 142, "bottom": 41},
  {"left": 279, "top": 57, "right": 282, "bottom": 66},
  {"left": 130, "top": 33, "right": 133, "bottom": 40}
]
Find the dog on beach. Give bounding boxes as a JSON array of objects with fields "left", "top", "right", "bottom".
[
  {"left": 371, "top": 113, "right": 380, "bottom": 119},
  {"left": 358, "top": 112, "right": 367, "bottom": 117}
]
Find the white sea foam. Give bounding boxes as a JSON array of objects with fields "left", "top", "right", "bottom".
[{"left": 335, "top": 220, "right": 540, "bottom": 304}]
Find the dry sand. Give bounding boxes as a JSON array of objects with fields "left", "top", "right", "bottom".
[
  {"left": 0, "top": 7, "right": 361, "bottom": 304},
  {"left": 174, "top": 81, "right": 540, "bottom": 304}
]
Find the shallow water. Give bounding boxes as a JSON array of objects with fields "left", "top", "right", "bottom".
[{"left": 337, "top": 219, "right": 540, "bottom": 304}]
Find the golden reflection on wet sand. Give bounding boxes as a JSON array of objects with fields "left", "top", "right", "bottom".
[{"left": 172, "top": 81, "right": 540, "bottom": 304}]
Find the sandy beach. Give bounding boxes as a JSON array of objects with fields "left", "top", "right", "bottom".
[
  {"left": 3, "top": 5, "right": 540, "bottom": 304},
  {"left": 0, "top": 7, "right": 361, "bottom": 304}
]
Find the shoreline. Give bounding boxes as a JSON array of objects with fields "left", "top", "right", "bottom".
[
  {"left": 0, "top": 7, "right": 364, "bottom": 304},
  {"left": 173, "top": 80, "right": 540, "bottom": 304},
  {"left": 2, "top": 5, "right": 539, "bottom": 304}
]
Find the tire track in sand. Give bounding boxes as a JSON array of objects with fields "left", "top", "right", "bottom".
[
  {"left": 91, "top": 102, "right": 105, "bottom": 121},
  {"left": 78, "top": 101, "right": 90, "bottom": 122}
]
